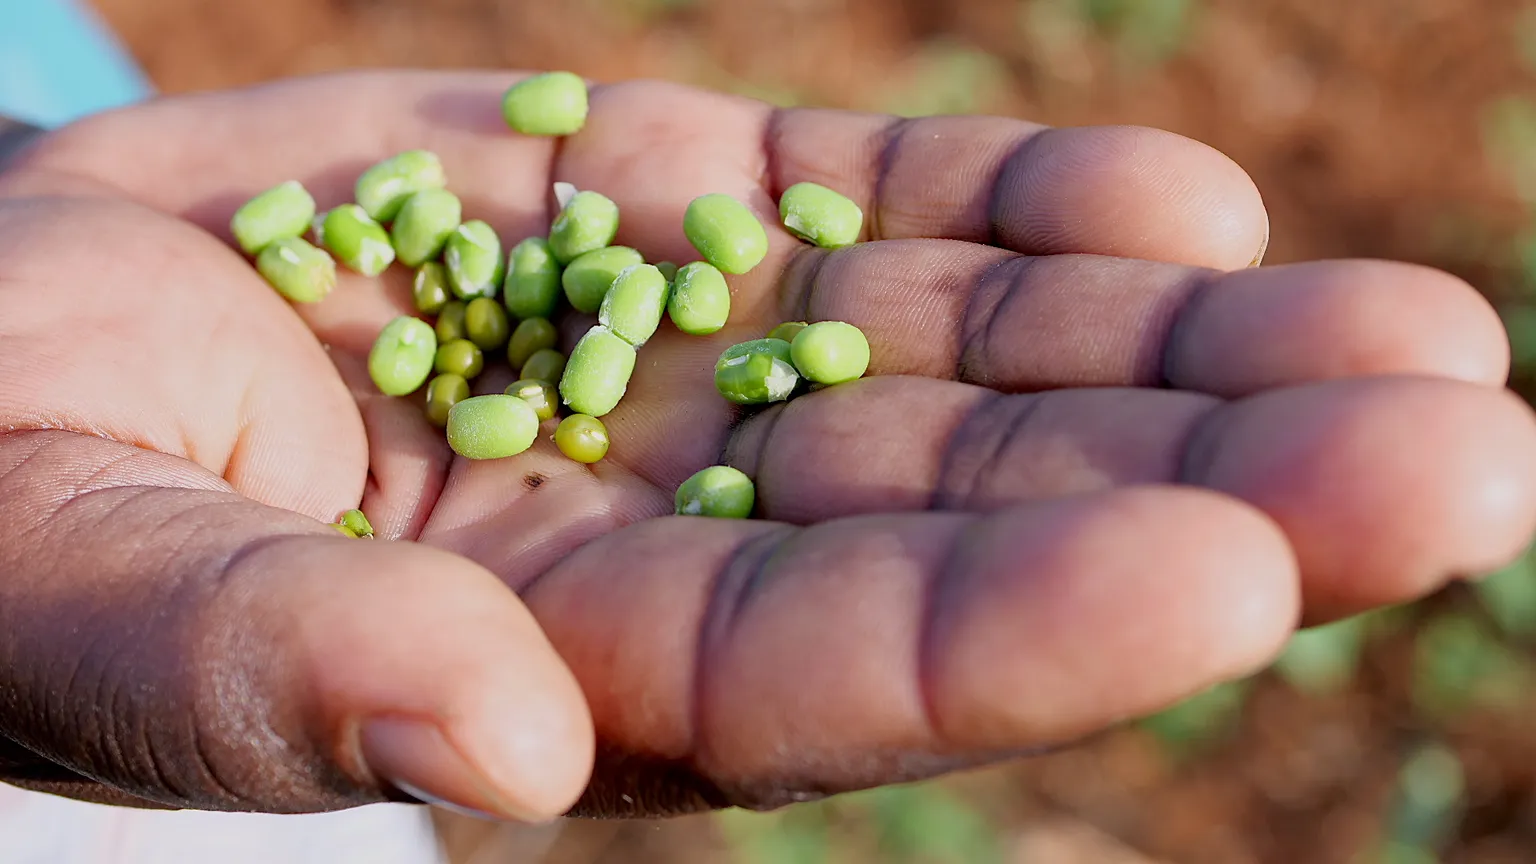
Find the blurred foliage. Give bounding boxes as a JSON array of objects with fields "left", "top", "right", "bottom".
[
  {"left": 1365, "top": 742, "right": 1467, "bottom": 864},
  {"left": 880, "top": 39, "right": 1013, "bottom": 117},
  {"left": 1138, "top": 679, "right": 1250, "bottom": 758}
]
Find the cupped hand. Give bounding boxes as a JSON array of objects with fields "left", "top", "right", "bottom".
[{"left": 0, "top": 71, "right": 1531, "bottom": 823}]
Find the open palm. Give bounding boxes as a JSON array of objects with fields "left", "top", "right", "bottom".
[{"left": 1, "top": 71, "right": 1532, "bottom": 824}]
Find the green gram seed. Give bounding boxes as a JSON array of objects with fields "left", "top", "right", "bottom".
[
  {"left": 444, "top": 220, "right": 505, "bottom": 300},
  {"left": 505, "top": 378, "right": 559, "bottom": 422},
  {"left": 446, "top": 395, "right": 541, "bottom": 460},
  {"left": 464, "top": 297, "right": 511, "bottom": 351},
  {"left": 521, "top": 348, "right": 567, "bottom": 384},
  {"left": 559, "top": 326, "right": 636, "bottom": 417},
  {"left": 507, "top": 317, "right": 559, "bottom": 371},
  {"left": 790, "top": 321, "right": 870, "bottom": 385},
  {"left": 502, "top": 72, "right": 590, "bottom": 137},
  {"left": 715, "top": 338, "right": 800, "bottom": 405},
  {"left": 413, "top": 262, "right": 452, "bottom": 315},
  {"left": 232, "top": 180, "right": 316, "bottom": 256},
  {"left": 319, "top": 204, "right": 395, "bottom": 276},
  {"left": 369, "top": 316, "right": 438, "bottom": 396},
  {"left": 435, "top": 338, "right": 485, "bottom": 379},
  {"left": 425, "top": 373, "right": 471, "bottom": 427},
  {"left": 435, "top": 301, "right": 468, "bottom": 343},
  {"left": 339, "top": 509, "right": 375, "bottom": 538},
  {"left": 598, "top": 264, "right": 670, "bottom": 347},
  {"left": 548, "top": 186, "right": 619, "bottom": 264},
  {"left": 256, "top": 237, "right": 336, "bottom": 304},
  {"left": 505, "top": 237, "right": 563, "bottom": 319},
  {"left": 675, "top": 466, "right": 756, "bottom": 519},
  {"left": 391, "top": 188, "right": 463, "bottom": 268},
  {"left": 356, "top": 150, "right": 447, "bottom": 223},
  {"left": 554, "top": 414, "right": 610, "bottom": 464},
  {"left": 779, "top": 182, "right": 864, "bottom": 249},
  {"left": 683, "top": 193, "right": 769, "bottom": 275},
  {"left": 562, "top": 246, "right": 644, "bottom": 314},
  {"left": 667, "top": 262, "right": 732, "bottom": 336}
]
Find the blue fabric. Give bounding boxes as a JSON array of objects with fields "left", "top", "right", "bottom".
[{"left": 0, "top": 0, "right": 153, "bottom": 128}]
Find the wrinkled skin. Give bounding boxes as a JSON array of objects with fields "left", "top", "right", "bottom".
[{"left": 0, "top": 71, "right": 1532, "bottom": 823}]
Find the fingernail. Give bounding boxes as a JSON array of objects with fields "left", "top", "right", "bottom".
[
  {"left": 359, "top": 717, "right": 550, "bottom": 824},
  {"left": 1248, "top": 222, "right": 1270, "bottom": 268}
]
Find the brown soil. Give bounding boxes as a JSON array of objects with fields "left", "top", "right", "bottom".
[{"left": 84, "top": 0, "right": 1536, "bottom": 861}]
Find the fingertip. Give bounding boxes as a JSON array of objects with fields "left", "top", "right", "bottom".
[
  {"left": 1000, "top": 126, "right": 1268, "bottom": 271},
  {"left": 1189, "top": 378, "right": 1536, "bottom": 616},
  {"left": 278, "top": 539, "right": 595, "bottom": 821},
  {"left": 1169, "top": 261, "right": 1513, "bottom": 397}
]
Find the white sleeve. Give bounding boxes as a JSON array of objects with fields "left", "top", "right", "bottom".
[{"left": 0, "top": 784, "right": 447, "bottom": 864}]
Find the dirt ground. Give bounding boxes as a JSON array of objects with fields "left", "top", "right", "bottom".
[{"left": 84, "top": 0, "right": 1536, "bottom": 861}]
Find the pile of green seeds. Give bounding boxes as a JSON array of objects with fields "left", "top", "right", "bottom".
[{"left": 228, "top": 71, "right": 872, "bottom": 523}]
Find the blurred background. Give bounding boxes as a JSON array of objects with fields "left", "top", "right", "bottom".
[{"left": 15, "top": 0, "right": 1536, "bottom": 861}]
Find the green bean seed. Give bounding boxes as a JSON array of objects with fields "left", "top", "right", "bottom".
[
  {"left": 683, "top": 193, "right": 769, "bottom": 275},
  {"left": 333, "top": 523, "right": 359, "bottom": 538},
  {"left": 562, "top": 246, "right": 643, "bottom": 314},
  {"left": 520, "top": 348, "right": 567, "bottom": 384},
  {"left": 369, "top": 315, "right": 438, "bottom": 396},
  {"left": 507, "top": 317, "right": 559, "bottom": 370},
  {"left": 446, "top": 395, "right": 540, "bottom": 460},
  {"left": 559, "top": 326, "right": 636, "bottom": 417},
  {"left": 435, "top": 300, "right": 468, "bottom": 343},
  {"left": 502, "top": 72, "right": 589, "bottom": 137},
  {"left": 790, "top": 321, "right": 870, "bottom": 385},
  {"left": 779, "top": 182, "right": 863, "bottom": 249},
  {"left": 319, "top": 204, "right": 395, "bottom": 276},
  {"left": 232, "top": 180, "right": 316, "bottom": 256},
  {"left": 766, "top": 321, "right": 807, "bottom": 343},
  {"left": 413, "top": 262, "right": 452, "bottom": 315},
  {"left": 674, "top": 466, "right": 755, "bottom": 519},
  {"left": 444, "top": 220, "right": 505, "bottom": 300},
  {"left": 464, "top": 297, "right": 511, "bottom": 351},
  {"left": 598, "top": 264, "right": 669, "bottom": 347},
  {"left": 256, "top": 237, "right": 337, "bottom": 304},
  {"left": 655, "top": 261, "right": 679, "bottom": 283},
  {"left": 435, "top": 338, "right": 485, "bottom": 379},
  {"left": 714, "top": 338, "right": 800, "bottom": 405},
  {"left": 548, "top": 188, "right": 619, "bottom": 264},
  {"left": 554, "top": 414, "right": 609, "bottom": 464},
  {"left": 505, "top": 378, "right": 559, "bottom": 422},
  {"left": 505, "top": 237, "right": 563, "bottom": 319},
  {"left": 339, "top": 509, "right": 374, "bottom": 538},
  {"left": 356, "top": 150, "right": 447, "bottom": 223},
  {"left": 391, "top": 188, "right": 463, "bottom": 268},
  {"left": 667, "top": 261, "right": 731, "bottom": 335},
  {"left": 425, "top": 373, "right": 471, "bottom": 427}
]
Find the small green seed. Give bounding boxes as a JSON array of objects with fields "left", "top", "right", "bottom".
[
  {"left": 391, "top": 188, "right": 463, "bottom": 268},
  {"left": 559, "top": 326, "right": 637, "bottom": 417},
  {"left": 521, "top": 348, "right": 568, "bottom": 384},
  {"left": 554, "top": 414, "right": 610, "bottom": 464},
  {"left": 502, "top": 72, "right": 589, "bottom": 137},
  {"left": 444, "top": 220, "right": 505, "bottom": 300},
  {"left": 790, "top": 321, "right": 870, "bottom": 385},
  {"left": 505, "top": 378, "right": 559, "bottom": 422},
  {"left": 256, "top": 237, "right": 337, "bottom": 304},
  {"left": 598, "top": 264, "right": 670, "bottom": 347},
  {"left": 562, "top": 246, "right": 644, "bottom": 314},
  {"left": 369, "top": 316, "right": 438, "bottom": 396},
  {"left": 356, "top": 150, "right": 447, "bottom": 223},
  {"left": 548, "top": 187, "right": 620, "bottom": 264},
  {"left": 339, "top": 509, "right": 374, "bottom": 538},
  {"left": 507, "top": 317, "right": 559, "bottom": 370},
  {"left": 425, "top": 373, "right": 471, "bottom": 427},
  {"left": 505, "top": 237, "right": 563, "bottom": 319},
  {"left": 413, "top": 262, "right": 452, "bottom": 315},
  {"left": 332, "top": 523, "right": 360, "bottom": 538},
  {"left": 715, "top": 338, "right": 800, "bottom": 405},
  {"left": 464, "top": 297, "right": 511, "bottom": 351},
  {"left": 435, "top": 338, "right": 485, "bottom": 379},
  {"left": 766, "top": 321, "right": 807, "bottom": 343},
  {"left": 232, "top": 180, "right": 316, "bottom": 256},
  {"left": 655, "top": 261, "right": 679, "bottom": 283},
  {"left": 675, "top": 466, "right": 755, "bottom": 519},
  {"left": 446, "top": 395, "right": 541, "bottom": 461},
  {"left": 667, "top": 262, "right": 732, "bottom": 336},
  {"left": 778, "top": 182, "right": 863, "bottom": 249},
  {"left": 683, "top": 193, "right": 769, "bottom": 275},
  {"left": 435, "top": 300, "right": 468, "bottom": 343},
  {"left": 319, "top": 204, "right": 395, "bottom": 276}
]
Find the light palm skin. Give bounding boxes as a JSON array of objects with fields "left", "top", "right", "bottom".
[{"left": 0, "top": 71, "right": 1532, "bottom": 824}]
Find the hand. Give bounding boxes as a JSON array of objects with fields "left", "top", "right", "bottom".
[{"left": 0, "top": 71, "right": 1531, "bottom": 824}]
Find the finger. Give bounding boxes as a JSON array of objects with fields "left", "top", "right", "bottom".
[
  {"left": 0, "top": 430, "right": 592, "bottom": 819},
  {"left": 770, "top": 243, "right": 1509, "bottom": 394},
  {"left": 727, "top": 375, "right": 1536, "bottom": 617},
  {"left": 15, "top": 71, "right": 1262, "bottom": 268},
  {"left": 513, "top": 486, "right": 1296, "bottom": 815}
]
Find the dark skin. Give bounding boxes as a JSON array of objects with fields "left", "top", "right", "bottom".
[{"left": 0, "top": 71, "right": 1533, "bottom": 823}]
